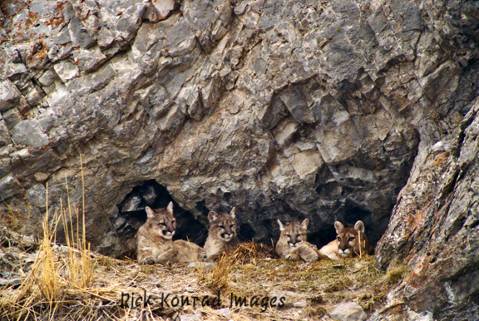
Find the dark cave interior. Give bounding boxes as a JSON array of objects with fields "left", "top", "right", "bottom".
[{"left": 114, "top": 180, "right": 386, "bottom": 255}]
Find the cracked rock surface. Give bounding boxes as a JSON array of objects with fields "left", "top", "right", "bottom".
[{"left": 0, "top": 1, "right": 478, "bottom": 319}]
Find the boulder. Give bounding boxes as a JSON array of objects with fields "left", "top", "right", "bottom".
[{"left": 330, "top": 302, "right": 367, "bottom": 321}]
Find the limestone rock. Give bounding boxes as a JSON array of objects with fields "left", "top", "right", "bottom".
[
  {"left": 2, "top": 108, "right": 22, "bottom": 130},
  {"left": 26, "top": 184, "right": 47, "bottom": 208},
  {"left": 11, "top": 120, "right": 49, "bottom": 148},
  {"left": 74, "top": 47, "right": 108, "bottom": 72},
  {"left": 375, "top": 99, "right": 479, "bottom": 321},
  {"left": 0, "top": 80, "right": 21, "bottom": 112},
  {"left": 0, "top": 175, "right": 23, "bottom": 201},
  {"left": 330, "top": 302, "right": 367, "bottom": 321},
  {"left": 53, "top": 61, "right": 79, "bottom": 82},
  {"left": 68, "top": 16, "right": 95, "bottom": 49},
  {"left": 144, "top": 0, "right": 176, "bottom": 23},
  {"left": 0, "top": 117, "right": 10, "bottom": 147}
]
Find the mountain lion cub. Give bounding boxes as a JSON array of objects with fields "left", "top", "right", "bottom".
[
  {"left": 319, "top": 220, "right": 370, "bottom": 260},
  {"left": 137, "top": 202, "right": 205, "bottom": 264},
  {"left": 204, "top": 208, "right": 238, "bottom": 261},
  {"left": 275, "top": 218, "right": 319, "bottom": 262}
]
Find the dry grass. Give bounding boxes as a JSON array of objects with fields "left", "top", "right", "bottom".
[
  {"left": 0, "top": 156, "right": 96, "bottom": 321},
  {"left": 60, "top": 158, "right": 94, "bottom": 290},
  {"left": 36, "top": 202, "right": 62, "bottom": 306},
  {"left": 198, "top": 242, "right": 274, "bottom": 292},
  {"left": 1, "top": 239, "right": 394, "bottom": 321},
  {"left": 386, "top": 264, "right": 408, "bottom": 284},
  {"left": 200, "top": 253, "right": 235, "bottom": 292},
  {"left": 226, "top": 255, "right": 390, "bottom": 314},
  {"left": 229, "top": 242, "right": 273, "bottom": 264}
]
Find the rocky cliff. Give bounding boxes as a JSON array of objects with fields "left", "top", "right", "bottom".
[
  {"left": 0, "top": 0, "right": 478, "bottom": 320},
  {"left": 374, "top": 99, "right": 479, "bottom": 321}
]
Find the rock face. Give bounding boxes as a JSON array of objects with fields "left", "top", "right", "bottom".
[
  {"left": 0, "top": 0, "right": 478, "bottom": 319},
  {"left": 373, "top": 99, "right": 479, "bottom": 321}
]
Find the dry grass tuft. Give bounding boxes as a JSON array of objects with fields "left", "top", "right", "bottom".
[
  {"left": 0, "top": 156, "right": 96, "bottom": 320},
  {"left": 60, "top": 160, "right": 94, "bottom": 290},
  {"left": 36, "top": 203, "right": 62, "bottom": 306},
  {"left": 199, "top": 242, "right": 274, "bottom": 292},
  {"left": 199, "top": 254, "right": 235, "bottom": 292},
  {"left": 386, "top": 264, "right": 408, "bottom": 284},
  {"left": 229, "top": 242, "right": 273, "bottom": 265}
]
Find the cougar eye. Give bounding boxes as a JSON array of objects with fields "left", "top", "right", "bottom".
[
  {"left": 286, "top": 234, "right": 291, "bottom": 238},
  {"left": 349, "top": 236, "right": 356, "bottom": 241},
  {"left": 218, "top": 224, "right": 224, "bottom": 229},
  {"left": 230, "top": 224, "right": 234, "bottom": 229},
  {"left": 337, "top": 236, "right": 341, "bottom": 240}
]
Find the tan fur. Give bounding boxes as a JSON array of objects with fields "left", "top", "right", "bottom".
[
  {"left": 318, "top": 239, "right": 341, "bottom": 260},
  {"left": 137, "top": 202, "right": 205, "bottom": 264},
  {"left": 204, "top": 208, "right": 238, "bottom": 261},
  {"left": 173, "top": 239, "right": 206, "bottom": 263},
  {"left": 319, "top": 220, "right": 370, "bottom": 260},
  {"left": 275, "top": 219, "right": 319, "bottom": 263}
]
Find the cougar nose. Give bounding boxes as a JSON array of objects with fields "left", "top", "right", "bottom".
[{"left": 288, "top": 240, "right": 298, "bottom": 247}]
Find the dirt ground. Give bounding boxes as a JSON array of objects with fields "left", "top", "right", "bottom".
[{"left": 0, "top": 226, "right": 400, "bottom": 321}]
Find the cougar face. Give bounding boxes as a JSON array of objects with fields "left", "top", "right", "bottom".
[
  {"left": 144, "top": 202, "right": 176, "bottom": 240},
  {"left": 334, "top": 220, "right": 368, "bottom": 257},
  {"left": 277, "top": 218, "right": 309, "bottom": 248},
  {"left": 208, "top": 208, "right": 237, "bottom": 243}
]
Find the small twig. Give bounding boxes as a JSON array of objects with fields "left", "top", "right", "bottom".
[{"left": 358, "top": 232, "right": 362, "bottom": 258}]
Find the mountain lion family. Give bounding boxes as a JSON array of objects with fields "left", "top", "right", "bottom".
[{"left": 137, "top": 202, "right": 370, "bottom": 264}]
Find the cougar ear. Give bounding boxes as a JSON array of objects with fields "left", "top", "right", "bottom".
[
  {"left": 301, "top": 218, "right": 309, "bottom": 230},
  {"left": 145, "top": 206, "right": 155, "bottom": 219},
  {"left": 277, "top": 219, "right": 285, "bottom": 231},
  {"left": 208, "top": 211, "right": 219, "bottom": 222},
  {"left": 166, "top": 201, "right": 174, "bottom": 215},
  {"left": 230, "top": 207, "right": 236, "bottom": 219},
  {"left": 354, "top": 220, "right": 365, "bottom": 234},
  {"left": 334, "top": 221, "right": 344, "bottom": 234}
]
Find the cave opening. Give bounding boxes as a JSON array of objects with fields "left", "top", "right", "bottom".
[
  {"left": 308, "top": 200, "right": 378, "bottom": 252},
  {"left": 238, "top": 223, "right": 257, "bottom": 241},
  {"left": 114, "top": 180, "right": 208, "bottom": 250},
  {"left": 112, "top": 181, "right": 386, "bottom": 257},
  {"left": 308, "top": 225, "right": 337, "bottom": 249}
]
